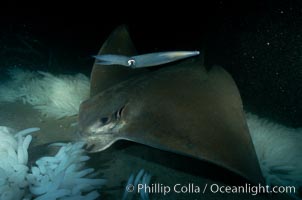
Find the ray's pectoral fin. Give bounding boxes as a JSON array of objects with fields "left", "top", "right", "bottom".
[{"left": 90, "top": 25, "right": 148, "bottom": 97}]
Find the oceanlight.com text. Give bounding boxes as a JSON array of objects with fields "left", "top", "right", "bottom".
[
  {"left": 126, "top": 183, "right": 296, "bottom": 196},
  {"left": 209, "top": 183, "right": 296, "bottom": 195}
]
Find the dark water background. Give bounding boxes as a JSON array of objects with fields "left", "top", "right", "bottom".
[{"left": 0, "top": 0, "right": 302, "bottom": 127}]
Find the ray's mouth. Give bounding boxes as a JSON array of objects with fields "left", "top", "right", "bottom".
[
  {"left": 80, "top": 133, "right": 120, "bottom": 153},
  {"left": 83, "top": 142, "right": 96, "bottom": 152},
  {"left": 86, "top": 121, "right": 125, "bottom": 136},
  {"left": 76, "top": 120, "right": 126, "bottom": 152}
]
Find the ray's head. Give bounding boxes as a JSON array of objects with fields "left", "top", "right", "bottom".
[
  {"left": 78, "top": 86, "right": 130, "bottom": 152},
  {"left": 78, "top": 77, "right": 152, "bottom": 152}
]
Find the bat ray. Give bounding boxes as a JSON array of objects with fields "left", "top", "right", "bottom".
[{"left": 78, "top": 25, "right": 264, "bottom": 184}]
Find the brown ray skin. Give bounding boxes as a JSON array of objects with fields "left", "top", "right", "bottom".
[
  {"left": 79, "top": 26, "right": 265, "bottom": 184},
  {"left": 89, "top": 25, "right": 148, "bottom": 97}
]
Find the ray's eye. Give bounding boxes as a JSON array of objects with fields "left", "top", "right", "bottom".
[
  {"left": 100, "top": 117, "right": 110, "bottom": 124},
  {"left": 115, "top": 105, "right": 125, "bottom": 119}
]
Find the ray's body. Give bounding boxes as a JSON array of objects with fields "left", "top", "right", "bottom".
[{"left": 78, "top": 25, "right": 264, "bottom": 184}]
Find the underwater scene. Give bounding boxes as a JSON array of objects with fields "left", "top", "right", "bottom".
[{"left": 0, "top": 1, "right": 302, "bottom": 200}]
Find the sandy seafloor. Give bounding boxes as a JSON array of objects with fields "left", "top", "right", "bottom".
[{"left": 0, "top": 101, "right": 293, "bottom": 200}]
